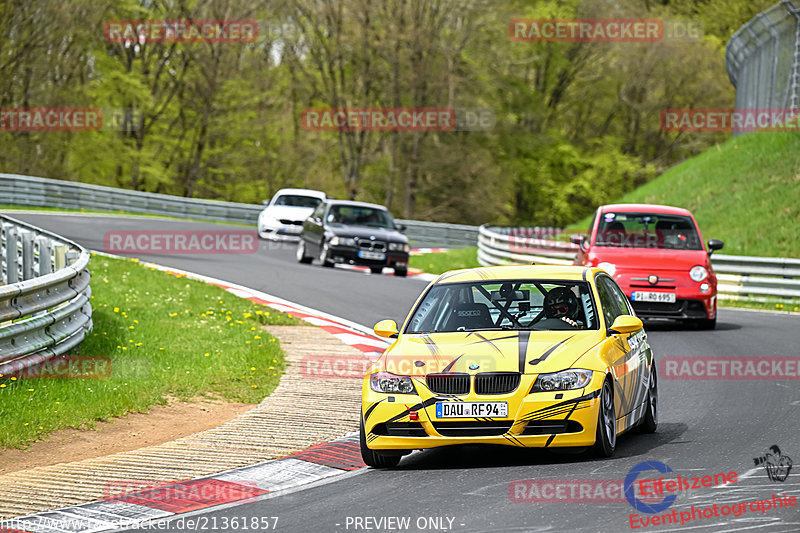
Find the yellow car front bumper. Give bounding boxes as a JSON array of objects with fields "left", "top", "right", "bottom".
[{"left": 362, "top": 373, "right": 604, "bottom": 450}]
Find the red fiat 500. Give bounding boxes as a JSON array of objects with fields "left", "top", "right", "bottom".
[{"left": 572, "top": 204, "right": 724, "bottom": 329}]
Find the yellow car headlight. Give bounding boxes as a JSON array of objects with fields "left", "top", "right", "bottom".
[
  {"left": 531, "top": 369, "right": 593, "bottom": 392},
  {"left": 370, "top": 372, "right": 416, "bottom": 394}
]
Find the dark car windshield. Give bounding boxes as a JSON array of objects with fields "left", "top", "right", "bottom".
[
  {"left": 405, "top": 280, "right": 598, "bottom": 333},
  {"left": 273, "top": 194, "right": 322, "bottom": 208},
  {"left": 595, "top": 213, "right": 702, "bottom": 250},
  {"left": 327, "top": 205, "right": 394, "bottom": 229}
]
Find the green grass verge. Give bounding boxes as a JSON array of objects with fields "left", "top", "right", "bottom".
[
  {"left": 718, "top": 299, "right": 800, "bottom": 313},
  {"left": 568, "top": 132, "right": 800, "bottom": 258},
  {"left": 410, "top": 247, "right": 480, "bottom": 275},
  {"left": 0, "top": 205, "right": 251, "bottom": 227},
  {"left": 0, "top": 254, "right": 299, "bottom": 449}
]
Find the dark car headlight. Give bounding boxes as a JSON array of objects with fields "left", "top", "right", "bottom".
[
  {"left": 388, "top": 242, "right": 410, "bottom": 252},
  {"left": 370, "top": 372, "right": 417, "bottom": 394},
  {"left": 531, "top": 369, "right": 593, "bottom": 392},
  {"left": 330, "top": 236, "right": 357, "bottom": 247}
]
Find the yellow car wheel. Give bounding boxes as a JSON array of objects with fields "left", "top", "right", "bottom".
[
  {"left": 638, "top": 365, "right": 658, "bottom": 434},
  {"left": 592, "top": 379, "right": 616, "bottom": 457}
]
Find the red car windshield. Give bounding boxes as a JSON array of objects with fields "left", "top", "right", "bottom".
[{"left": 595, "top": 213, "right": 702, "bottom": 250}]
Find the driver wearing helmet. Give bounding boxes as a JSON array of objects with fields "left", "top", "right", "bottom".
[{"left": 543, "top": 286, "right": 581, "bottom": 327}]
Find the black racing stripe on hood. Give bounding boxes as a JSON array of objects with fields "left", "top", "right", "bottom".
[
  {"left": 467, "top": 332, "right": 516, "bottom": 356},
  {"left": 529, "top": 336, "right": 574, "bottom": 366},
  {"left": 518, "top": 330, "right": 531, "bottom": 373},
  {"left": 441, "top": 355, "right": 463, "bottom": 373},
  {"left": 421, "top": 334, "right": 440, "bottom": 356}
]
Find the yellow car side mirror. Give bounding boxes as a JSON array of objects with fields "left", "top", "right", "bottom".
[
  {"left": 374, "top": 319, "right": 399, "bottom": 338},
  {"left": 608, "top": 315, "right": 643, "bottom": 335}
]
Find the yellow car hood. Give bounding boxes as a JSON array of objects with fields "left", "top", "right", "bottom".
[{"left": 380, "top": 330, "right": 603, "bottom": 376}]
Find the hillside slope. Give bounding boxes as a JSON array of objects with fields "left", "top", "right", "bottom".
[{"left": 574, "top": 132, "right": 800, "bottom": 257}]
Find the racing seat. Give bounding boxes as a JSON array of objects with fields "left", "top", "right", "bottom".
[
  {"left": 445, "top": 303, "right": 494, "bottom": 331},
  {"left": 599, "top": 221, "right": 627, "bottom": 246},
  {"left": 656, "top": 220, "right": 691, "bottom": 249}
]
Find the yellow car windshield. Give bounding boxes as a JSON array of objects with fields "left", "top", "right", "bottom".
[{"left": 405, "top": 280, "right": 598, "bottom": 333}]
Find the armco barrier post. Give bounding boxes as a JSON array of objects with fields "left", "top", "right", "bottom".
[
  {"left": 35, "top": 236, "right": 52, "bottom": 275},
  {"left": 21, "top": 231, "right": 35, "bottom": 280},
  {"left": 4, "top": 227, "right": 19, "bottom": 284},
  {"left": 54, "top": 244, "right": 68, "bottom": 271}
]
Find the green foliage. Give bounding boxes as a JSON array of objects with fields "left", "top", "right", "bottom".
[
  {"left": 0, "top": 0, "right": 765, "bottom": 226},
  {"left": 410, "top": 247, "right": 481, "bottom": 275},
  {"left": 0, "top": 253, "right": 299, "bottom": 448}
]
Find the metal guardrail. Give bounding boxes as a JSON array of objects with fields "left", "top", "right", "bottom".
[
  {"left": 0, "top": 215, "right": 92, "bottom": 375},
  {"left": 478, "top": 225, "right": 800, "bottom": 302},
  {"left": 0, "top": 174, "right": 479, "bottom": 247},
  {"left": 725, "top": 0, "right": 800, "bottom": 136}
]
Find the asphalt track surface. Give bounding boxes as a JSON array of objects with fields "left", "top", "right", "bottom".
[{"left": 12, "top": 213, "right": 800, "bottom": 533}]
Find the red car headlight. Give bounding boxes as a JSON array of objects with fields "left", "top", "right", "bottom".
[{"left": 690, "top": 265, "right": 708, "bottom": 282}]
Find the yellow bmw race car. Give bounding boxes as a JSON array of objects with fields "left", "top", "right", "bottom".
[{"left": 360, "top": 265, "right": 658, "bottom": 467}]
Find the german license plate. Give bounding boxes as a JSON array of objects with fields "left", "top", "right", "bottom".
[
  {"left": 358, "top": 250, "right": 386, "bottom": 260},
  {"left": 435, "top": 402, "right": 508, "bottom": 418},
  {"left": 631, "top": 291, "right": 676, "bottom": 303}
]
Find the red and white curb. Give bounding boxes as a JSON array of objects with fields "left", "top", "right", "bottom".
[
  {"left": 1, "top": 258, "right": 386, "bottom": 533},
  {"left": 410, "top": 247, "right": 448, "bottom": 255},
  {"left": 1, "top": 434, "right": 366, "bottom": 533}
]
